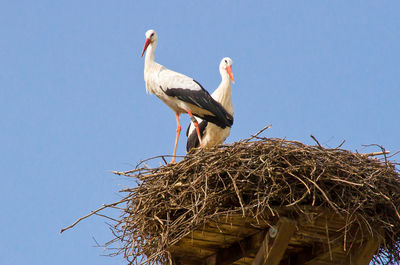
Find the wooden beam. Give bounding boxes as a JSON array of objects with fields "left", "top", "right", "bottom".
[
  {"left": 347, "top": 238, "right": 380, "bottom": 265},
  {"left": 252, "top": 218, "right": 297, "bottom": 265},
  {"left": 169, "top": 244, "right": 214, "bottom": 262},
  {"left": 204, "top": 230, "right": 267, "bottom": 265},
  {"left": 303, "top": 244, "right": 343, "bottom": 265}
]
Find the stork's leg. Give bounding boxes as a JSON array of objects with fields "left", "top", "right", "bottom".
[
  {"left": 171, "top": 112, "right": 181, "bottom": 164},
  {"left": 186, "top": 110, "right": 203, "bottom": 146}
]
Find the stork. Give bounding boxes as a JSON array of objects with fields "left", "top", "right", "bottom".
[
  {"left": 141, "top": 29, "right": 233, "bottom": 163},
  {"left": 186, "top": 57, "right": 234, "bottom": 152}
]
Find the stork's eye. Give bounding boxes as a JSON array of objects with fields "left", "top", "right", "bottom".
[
  {"left": 224, "top": 59, "right": 228, "bottom": 63},
  {"left": 150, "top": 33, "right": 155, "bottom": 38}
]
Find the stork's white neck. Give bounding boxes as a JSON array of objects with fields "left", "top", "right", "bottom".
[
  {"left": 212, "top": 69, "right": 233, "bottom": 114},
  {"left": 143, "top": 40, "right": 162, "bottom": 95},
  {"left": 144, "top": 41, "right": 157, "bottom": 66},
  {"left": 221, "top": 69, "right": 232, "bottom": 88}
]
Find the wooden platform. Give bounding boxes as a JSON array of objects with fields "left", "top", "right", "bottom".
[{"left": 169, "top": 209, "right": 381, "bottom": 265}]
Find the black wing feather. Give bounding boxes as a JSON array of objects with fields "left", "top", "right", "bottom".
[{"left": 163, "top": 80, "right": 233, "bottom": 128}]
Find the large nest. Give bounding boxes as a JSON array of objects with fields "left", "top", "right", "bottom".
[{"left": 107, "top": 134, "right": 400, "bottom": 264}]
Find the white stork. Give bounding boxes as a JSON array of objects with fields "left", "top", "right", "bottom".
[
  {"left": 186, "top": 57, "right": 234, "bottom": 152},
  {"left": 141, "top": 29, "right": 233, "bottom": 163}
]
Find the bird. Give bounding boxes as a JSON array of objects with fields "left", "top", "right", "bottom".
[
  {"left": 141, "top": 29, "right": 233, "bottom": 163},
  {"left": 186, "top": 57, "right": 234, "bottom": 152}
]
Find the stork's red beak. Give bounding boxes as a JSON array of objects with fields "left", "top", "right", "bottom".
[
  {"left": 226, "top": 66, "right": 235, "bottom": 83},
  {"left": 141, "top": 38, "right": 151, "bottom": 57}
]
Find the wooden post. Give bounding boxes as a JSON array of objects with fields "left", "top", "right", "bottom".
[
  {"left": 252, "top": 218, "right": 296, "bottom": 265},
  {"left": 346, "top": 238, "right": 381, "bottom": 265}
]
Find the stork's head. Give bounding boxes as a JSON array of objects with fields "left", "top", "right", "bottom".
[
  {"left": 220, "top": 57, "right": 234, "bottom": 82},
  {"left": 141, "top": 29, "right": 158, "bottom": 57}
]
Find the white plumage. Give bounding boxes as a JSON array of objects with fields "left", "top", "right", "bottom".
[
  {"left": 186, "top": 57, "right": 234, "bottom": 152},
  {"left": 141, "top": 29, "right": 233, "bottom": 163}
]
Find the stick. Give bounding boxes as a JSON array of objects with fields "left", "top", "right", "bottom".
[
  {"left": 310, "top": 134, "right": 323, "bottom": 149},
  {"left": 335, "top": 139, "right": 346, "bottom": 149},
  {"left": 364, "top": 151, "right": 390, "bottom": 157},
  {"left": 244, "top": 124, "right": 272, "bottom": 143},
  {"left": 362, "top": 144, "right": 389, "bottom": 165},
  {"left": 136, "top": 155, "right": 185, "bottom": 168},
  {"left": 60, "top": 198, "right": 130, "bottom": 234}
]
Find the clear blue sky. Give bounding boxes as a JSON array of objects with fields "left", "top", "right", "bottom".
[{"left": 1, "top": 1, "right": 399, "bottom": 264}]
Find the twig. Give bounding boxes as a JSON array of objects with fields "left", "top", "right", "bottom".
[
  {"left": 325, "top": 221, "right": 333, "bottom": 261},
  {"left": 310, "top": 134, "right": 323, "bottom": 149},
  {"left": 227, "top": 171, "right": 246, "bottom": 216},
  {"left": 135, "top": 155, "right": 185, "bottom": 168},
  {"left": 60, "top": 198, "right": 130, "bottom": 234},
  {"left": 362, "top": 144, "right": 389, "bottom": 166},
  {"left": 243, "top": 124, "right": 272, "bottom": 143},
  {"left": 335, "top": 139, "right": 346, "bottom": 149},
  {"left": 387, "top": 150, "right": 400, "bottom": 159},
  {"left": 93, "top": 212, "right": 119, "bottom": 222},
  {"left": 364, "top": 151, "right": 391, "bottom": 157}
]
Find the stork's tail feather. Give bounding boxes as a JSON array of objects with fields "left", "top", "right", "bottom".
[{"left": 199, "top": 100, "right": 233, "bottom": 129}]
